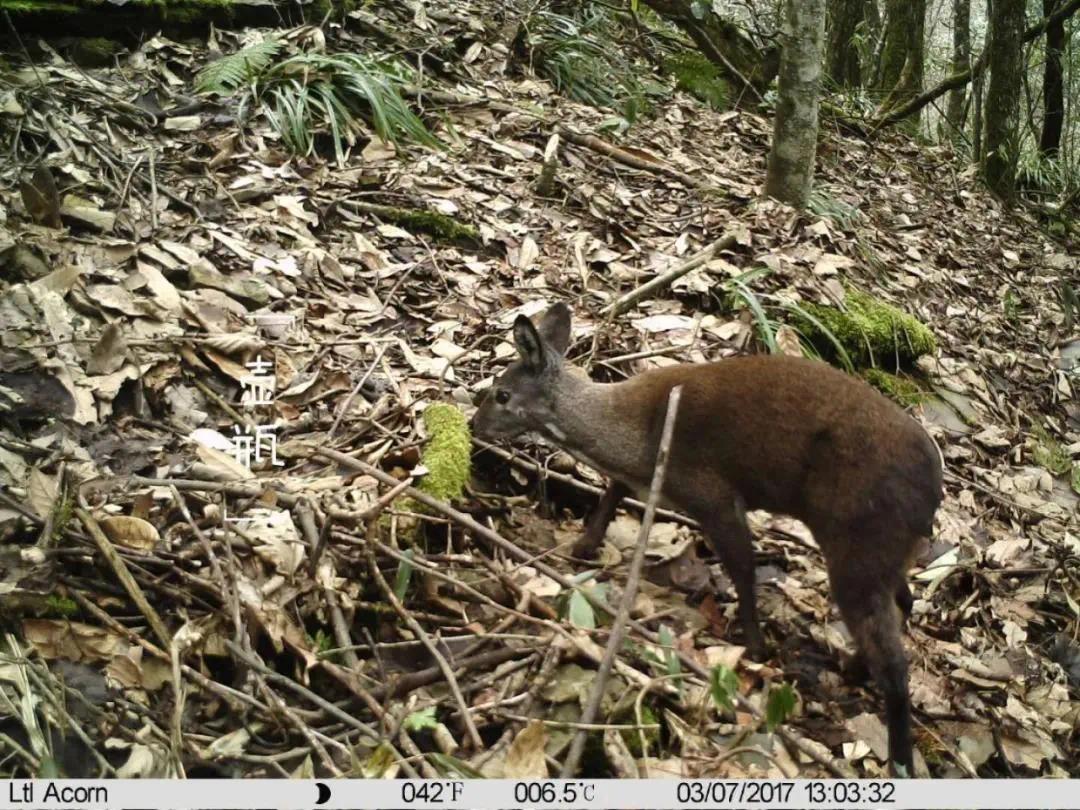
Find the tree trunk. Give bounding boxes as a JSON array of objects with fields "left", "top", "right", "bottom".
[
  {"left": 972, "top": 68, "right": 985, "bottom": 159},
  {"left": 1040, "top": 0, "right": 1065, "bottom": 157},
  {"left": 641, "top": 0, "right": 779, "bottom": 100},
  {"left": 873, "top": 0, "right": 1080, "bottom": 130},
  {"left": 827, "top": 0, "right": 864, "bottom": 86},
  {"left": 983, "top": 0, "right": 1025, "bottom": 198},
  {"left": 945, "top": 0, "right": 971, "bottom": 133},
  {"left": 765, "top": 0, "right": 826, "bottom": 208},
  {"left": 876, "top": 0, "right": 926, "bottom": 128}
]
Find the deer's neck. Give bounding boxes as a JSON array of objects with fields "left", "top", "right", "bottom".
[{"left": 541, "top": 371, "right": 645, "bottom": 483}]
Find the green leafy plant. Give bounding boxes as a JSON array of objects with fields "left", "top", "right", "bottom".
[
  {"left": 196, "top": 38, "right": 283, "bottom": 93},
  {"left": 664, "top": 50, "right": 730, "bottom": 110},
  {"left": 657, "top": 624, "right": 681, "bottom": 680},
  {"left": 526, "top": 9, "right": 655, "bottom": 121},
  {"left": 765, "top": 681, "right": 797, "bottom": 732},
  {"left": 196, "top": 45, "right": 439, "bottom": 162},
  {"left": 709, "top": 664, "right": 739, "bottom": 713},
  {"left": 403, "top": 706, "right": 438, "bottom": 731},
  {"left": 310, "top": 628, "right": 334, "bottom": 655},
  {"left": 393, "top": 549, "right": 415, "bottom": 601},
  {"left": 556, "top": 572, "right": 605, "bottom": 629}
]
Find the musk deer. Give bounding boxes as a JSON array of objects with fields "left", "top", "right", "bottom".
[{"left": 472, "top": 303, "right": 943, "bottom": 776}]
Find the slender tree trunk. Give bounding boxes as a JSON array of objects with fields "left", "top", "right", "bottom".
[
  {"left": 973, "top": 68, "right": 985, "bottom": 159},
  {"left": 876, "top": 0, "right": 926, "bottom": 128},
  {"left": 827, "top": 0, "right": 864, "bottom": 86},
  {"left": 945, "top": 0, "right": 971, "bottom": 132},
  {"left": 1040, "top": 0, "right": 1065, "bottom": 156},
  {"left": 983, "top": 0, "right": 1025, "bottom": 198},
  {"left": 864, "top": 0, "right": 882, "bottom": 43},
  {"left": 765, "top": 0, "right": 827, "bottom": 208}
]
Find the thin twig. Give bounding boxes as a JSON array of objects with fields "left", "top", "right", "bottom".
[
  {"left": 329, "top": 344, "right": 389, "bottom": 439},
  {"left": 75, "top": 508, "right": 171, "bottom": 648},
  {"left": 604, "top": 232, "right": 738, "bottom": 317},
  {"left": 560, "top": 385, "right": 683, "bottom": 777},
  {"left": 362, "top": 525, "right": 484, "bottom": 750}
]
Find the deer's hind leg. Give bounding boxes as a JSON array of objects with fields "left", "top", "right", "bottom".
[{"left": 829, "top": 561, "right": 915, "bottom": 777}]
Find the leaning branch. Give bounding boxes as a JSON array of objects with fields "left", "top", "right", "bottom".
[
  {"left": 874, "top": 0, "right": 1080, "bottom": 129},
  {"left": 604, "top": 232, "right": 737, "bottom": 316}
]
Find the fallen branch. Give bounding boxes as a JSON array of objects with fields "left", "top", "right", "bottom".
[
  {"left": 558, "top": 126, "right": 712, "bottom": 191},
  {"left": 75, "top": 508, "right": 171, "bottom": 648},
  {"left": 560, "top": 385, "right": 683, "bottom": 777},
  {"left": 604, "top": 232, "right": 738, "bottom": 316}
]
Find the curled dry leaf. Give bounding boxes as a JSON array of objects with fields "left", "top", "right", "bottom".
[{"left": 100, "top": 514, "right": 160, "bottom": 550}]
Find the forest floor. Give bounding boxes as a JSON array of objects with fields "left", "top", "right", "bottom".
[{"left": 1, "top": 2, "right": 1078, "bottom": 780}]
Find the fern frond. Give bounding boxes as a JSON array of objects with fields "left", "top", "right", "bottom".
[{"left": 196, "top": 39, "right": 283, "bottom": 94}]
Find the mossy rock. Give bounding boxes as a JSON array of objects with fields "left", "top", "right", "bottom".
[
  {"left": 663, "top": 50, "right": 731, "bottom": 110},
  {"left": 862, "top": 369, "right": 928, "bottom": 407},
  {"left": 799, "top": 289, "right": 935, "bottom": 368}
]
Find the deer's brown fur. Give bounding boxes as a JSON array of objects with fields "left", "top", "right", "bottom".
[{"left": 472, "top": 303, "right": 943, "bottom": 776}]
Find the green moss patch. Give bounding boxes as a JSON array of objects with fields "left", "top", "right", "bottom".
[
  {"left": 664, "top": 51, "right": 731, "bottom": 110},
  {"left": 394, "top": 404, "right": 472, "bottom": 522},
  {"left": 417, "top": 403, "right": 471, "bottom": 502},
  {"left": 799, "top": 289, "right": 935, "bottom": 367},
  {"left": 356, "top": 202, "right": 479, "bottom": 245},
  {"left": 44, "top": 594, "right": 79, "bottom": 617},
  {"left": 862, "top": 369, "right": 928, "bottom": 407}
]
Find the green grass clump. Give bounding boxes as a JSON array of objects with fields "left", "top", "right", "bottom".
[
  {"left": 799, "top": 289, "right": 935, "bottom": 367},
  {"left": 196, "top": 45, "right": 439, "bottom": 163},
  {"left": 526, "top": 8, "right": 654, "bottom": 121}
]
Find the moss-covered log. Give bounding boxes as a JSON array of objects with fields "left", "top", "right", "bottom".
[
  {"left": 0, "top": 0, "right": 337, "bottom": 41},
  {"left": 346, "top": 201, "right": 480, "bottom": 245}
]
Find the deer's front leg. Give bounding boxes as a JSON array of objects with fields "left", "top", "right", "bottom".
[{"left": 571, "top": 480, "right": 630, "bottom": 559}]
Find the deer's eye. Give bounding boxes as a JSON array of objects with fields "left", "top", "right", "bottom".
[{"left": 495, "top": 390, "right": 511, "bottom": 405}]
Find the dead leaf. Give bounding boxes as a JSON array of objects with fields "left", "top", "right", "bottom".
[
  {"left": 20, "top": 165, "right": 62, "bottom": 228},
  {"left": 503, "top": 720, "right": 548, "bottom": 778},
  {"left": 100, "top": 515, "right": 160, "bottom": 551}
]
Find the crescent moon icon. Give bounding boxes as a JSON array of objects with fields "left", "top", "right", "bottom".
[{"left": 315, "top": 782, "right": 331, "bottom": 805}]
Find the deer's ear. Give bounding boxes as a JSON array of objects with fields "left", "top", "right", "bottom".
[
  {"left": 513, "top": 314, "right": 546, "bottom": 373},
  {"left": 537, "top": 303, "right": 571, "bottom": 356}
]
